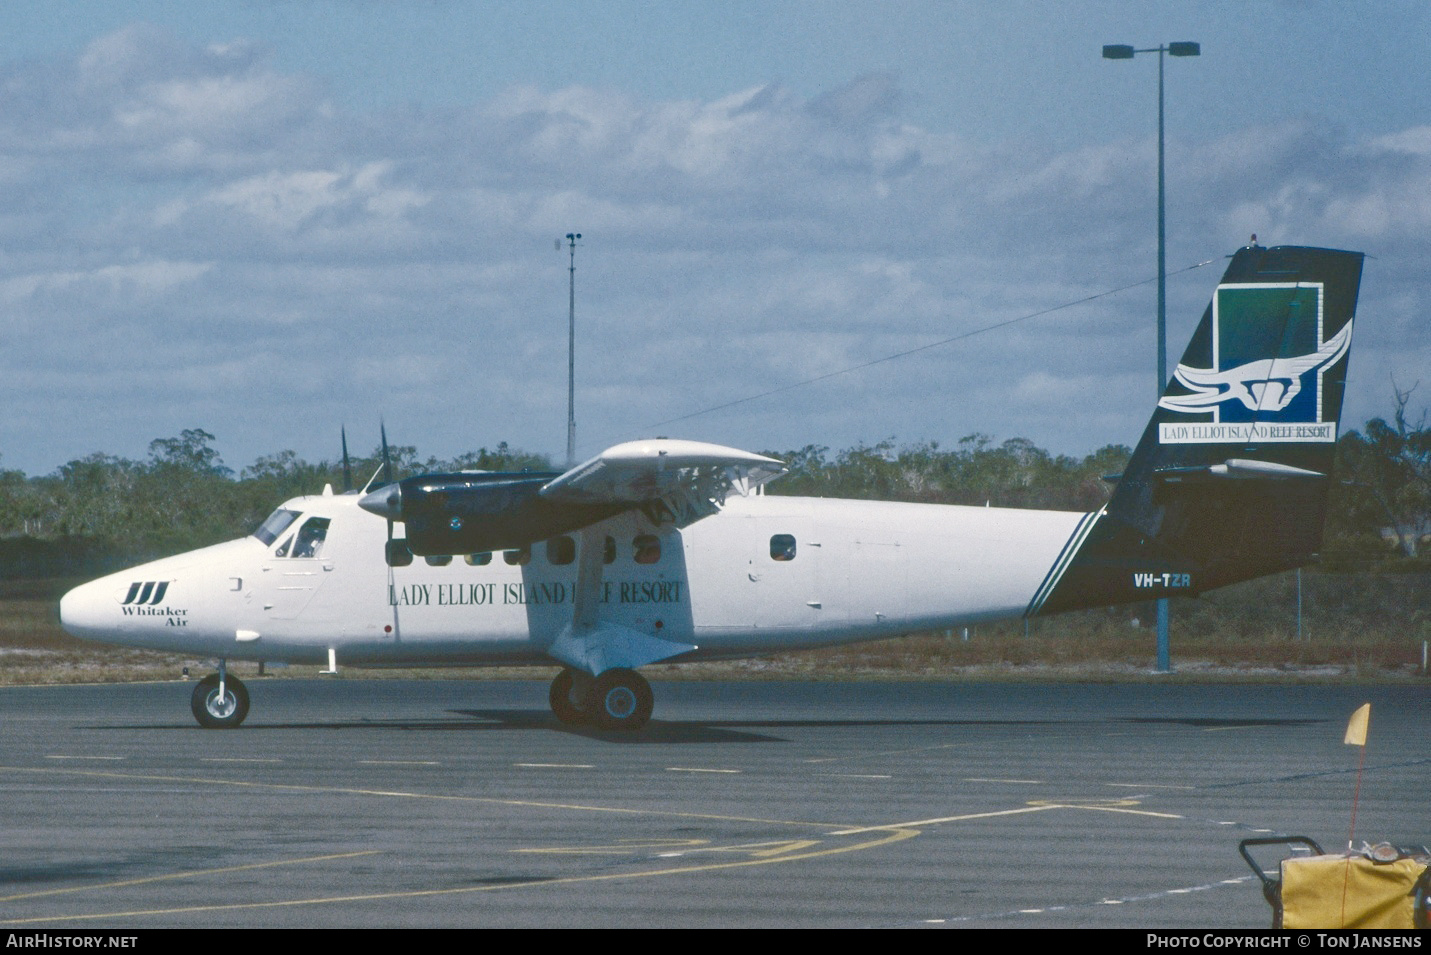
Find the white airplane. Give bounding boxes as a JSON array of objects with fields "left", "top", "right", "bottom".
[{"left": 59, "top": 243, "right": 1364, "bottom": 731}]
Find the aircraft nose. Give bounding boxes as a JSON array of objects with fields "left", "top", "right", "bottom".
[{"left": 59, "top": 578, "right": 114, "bottom": 640}]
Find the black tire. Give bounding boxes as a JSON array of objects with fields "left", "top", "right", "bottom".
[
  {"left": 590, "top": 668, "right": 653, "bottom": 731},
  {"left": 549, "top": 668, "right": 591, "bottom": 726},
  {"left": 191, "top": 674, "right": 250, "bottom": 729}
]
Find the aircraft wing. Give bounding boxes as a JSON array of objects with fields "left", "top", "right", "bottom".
[
  {"left": 361, "top": 438, "right": 785, "bottom": 555},
  {"left": 542, "top": 439, "right": 786, "bottom": 526}
]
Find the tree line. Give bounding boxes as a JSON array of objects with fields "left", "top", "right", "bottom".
[{"left": 1, "top": 398, "right": 1427, "bottom": 577}]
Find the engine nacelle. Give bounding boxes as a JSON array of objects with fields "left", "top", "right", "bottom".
[{"left": 361, "top": 472, "right": 628, "bottom": 556}]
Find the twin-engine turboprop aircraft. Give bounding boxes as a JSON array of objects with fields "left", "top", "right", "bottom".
[{"left": 60, "top": 243, "right": 1364, "bottom": 730}]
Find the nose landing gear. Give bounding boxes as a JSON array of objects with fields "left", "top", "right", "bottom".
[{"left": 191, "top": 669, "right": 250, "bottom": 728}]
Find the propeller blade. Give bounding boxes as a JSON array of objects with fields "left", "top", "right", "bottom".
[
  {"left": 380, "top": 421, "right": 394, "bottom": 487},
  {"left": 341, "top": 426, "right": 353, "bottom": 493}
]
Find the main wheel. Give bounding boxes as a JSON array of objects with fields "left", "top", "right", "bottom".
[
  {"left": 549, "top": 668, "right": 591, "bottom": 726},
  {"left": 590, "top": 668, "right": 653, "bottom": 731},
  {"left": 191, "top": 674, "right": 250, "bottom": 729}
]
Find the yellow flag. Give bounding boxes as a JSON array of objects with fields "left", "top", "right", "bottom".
[{"left": 1344, "top": 703, "right": 1371, "bottom": 747}]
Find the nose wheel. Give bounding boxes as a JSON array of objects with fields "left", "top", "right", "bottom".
[{"left": 191, "top": 673, "right": 250, "bottom": 728}]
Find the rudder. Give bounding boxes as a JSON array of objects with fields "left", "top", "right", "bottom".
[{"left": 1030, "top": 243, "right": 1364, "bottom": 616}]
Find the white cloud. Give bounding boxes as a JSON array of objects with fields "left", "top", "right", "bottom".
[{"left": 0, "top": 25, "right": 1426, "bottom": 476}]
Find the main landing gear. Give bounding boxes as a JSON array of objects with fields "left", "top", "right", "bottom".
[
  {"left": 549, "top": 667, "right": 654, "bottom": 731},
  {"left": 191, "top": 667, "right": 250, "bottom": 729}
]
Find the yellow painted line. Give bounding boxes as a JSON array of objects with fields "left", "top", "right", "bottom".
[
  {"left": 1024, "top": 798, "right": 1185, "bottom": 819},
  {"left": 832, "top": 796, "right": 1193, "bottom": 837},
  {"left": 44, "top": 755, "right": 122, "bottom": 761},
  {"left": 514, "top": 839, "right": 708, "bottom": 855},
  {"left": 649, "top": 839, "right": 823, "bottom": 859},
  {"left": 744, "top": 840, "right": 821, "bottom": 858},
  {"left": 4, "top": 828, "right": 920, "bottom": 925},
  {"left": 830, "top": 804, "right": 1059, "bottom": 836},
  {"left": 1105, "top": 782, "right": 1195, "bottom": 790},
  {"left": 0, "top": 851, "right": 381, "bottom": 903},
  {"left": 0, "top": 765, "right": 843, "bottom": 831},
  {"left": 1055, "top": 804, "right": 1186, "bottom": 820},
  {"left": 803, "top": 741, "right": 967, "bottom": 765}
]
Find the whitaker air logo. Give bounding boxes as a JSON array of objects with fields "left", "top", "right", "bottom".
[
  {"left": 121, "top": 581, "right": 170, "bottom": 606},
  {"left": 120, "top": 580, "right": 188, "bottom": 625},
  {"left": 1158, "top": 282, "right": 1350, "bottom": 445}
]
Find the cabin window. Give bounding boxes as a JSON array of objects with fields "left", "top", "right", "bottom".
[
  {"left": 770, "top": 534, "right": 797, "bottom": 562},
  {"left": 633, "top": 534, "right": 661, "bottom": 565},
  {"left": 504, "top": 546, "right": 530, "bottom": 566},
  {"left": 254, "top": 508, "right": 301, "bottom": 547},
  {"left": 424, "top": 555, "right": 452, "bottom": 567},
  {"left": 547, "top": 536, "right": 575, "bottom": 565},
  {"left": 464, "top": 552, "right": 492, "bottom": 566},
  {"left": 603, "top": 536, "right": 616, "bottom": 564}
]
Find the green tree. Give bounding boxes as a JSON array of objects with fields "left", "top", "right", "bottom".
[
  {"left": 1333, "top": 387, "right": 1431, "bottom": 558},
  {"left": 148, "top": 428, "right": 231, "bottom": 477}
]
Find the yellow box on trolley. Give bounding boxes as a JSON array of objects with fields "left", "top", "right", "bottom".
[{"left": 1240, "top": 837, "right": 1429, "bottom": 929}]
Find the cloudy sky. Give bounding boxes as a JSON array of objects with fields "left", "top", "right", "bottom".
[{"left": 2, "top": 0, "right": 1427, "bottom": 478}]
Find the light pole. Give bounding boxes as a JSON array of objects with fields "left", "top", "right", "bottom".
[
  {"left": 1102, "top": 40, "right": 1199, "bottom": 674},
  {"left": 564, "top": 232, "right": 581, "bottom": 467}
]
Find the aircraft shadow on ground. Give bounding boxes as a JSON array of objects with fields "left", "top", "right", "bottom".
[{"left": 81, "top": 711, "right": 1073, "bottom": 744}]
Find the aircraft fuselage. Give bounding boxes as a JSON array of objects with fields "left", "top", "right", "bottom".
[{"left": 60, "top": 492, "right": 1081, "bottom": 668}]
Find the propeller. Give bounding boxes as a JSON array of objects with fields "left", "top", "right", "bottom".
[
  {"left": 380, "top": 421, "right": 393, "bottom": 485},
  {"left": 372, "top": 422, "right": 412, "bottom": 568},
  {"left": 340, "top": 426, "right": 353, "bottom": 493},
  {"left": 372, "top": 421, "right": 408, "bottom": 644}
]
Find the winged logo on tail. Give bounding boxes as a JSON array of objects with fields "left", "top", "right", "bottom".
[{"left": 1159, "top": 318, "right": 1352, "bottom": 415}]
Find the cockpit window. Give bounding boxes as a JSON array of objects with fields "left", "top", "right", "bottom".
[
  {"left": 292, "top": 518, "right": 330, "bottom": 558},
  {"left": 254, "top": 509, "right": 302, "bottom": 546}
]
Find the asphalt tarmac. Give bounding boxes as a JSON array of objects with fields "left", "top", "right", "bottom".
[{"left": 0, "top": 678, "right": 1425, "bottom": 928}]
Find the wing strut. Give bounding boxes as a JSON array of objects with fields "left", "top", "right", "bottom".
[{"left": 546, "top": 525, "right": 696, "bottom": 676}]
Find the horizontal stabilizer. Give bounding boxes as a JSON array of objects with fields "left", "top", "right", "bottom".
[{"left": 1154, "top": 458, "right": 1326, "bottom": 482}]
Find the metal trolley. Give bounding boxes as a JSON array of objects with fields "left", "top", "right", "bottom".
[{"left": 1239, "top": 836, "right": 1430, "bottom": 930}]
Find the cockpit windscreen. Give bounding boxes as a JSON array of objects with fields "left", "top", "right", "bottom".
[{"left": 253, "top": 508, "right": 302, "bottom": 546}]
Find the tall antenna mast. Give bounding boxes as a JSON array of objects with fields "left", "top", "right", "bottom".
[{"left": 564, "top": 232, "right": 581, "bottom": 466}]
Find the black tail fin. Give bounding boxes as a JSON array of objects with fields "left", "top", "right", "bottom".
[{"left": 1030, "top": 243, "right": 1364, "bottom": 617}]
